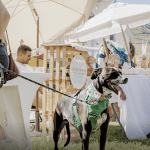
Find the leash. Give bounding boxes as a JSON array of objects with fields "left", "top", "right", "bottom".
[{"left": 2, "top": 66, "right": 93, "bottom": 104}]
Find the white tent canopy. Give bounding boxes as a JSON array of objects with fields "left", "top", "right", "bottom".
[
  {"left": 66, "top": 21, "right": 135, "bottom": 42},
  {"left": 66, "top": 2, "right": 150, "bottom": 43},
  {"left": 2, "top": 0, "right": 97, "bottom": 53},
  {"left": 132, "top": 24, "right": 150, "bottom": 42}
]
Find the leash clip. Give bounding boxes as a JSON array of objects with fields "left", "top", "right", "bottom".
[{"left": 72, "top": 96, "right": 77, "bottom": 106}]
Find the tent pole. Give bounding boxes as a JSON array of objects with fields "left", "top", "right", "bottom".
[
  {"left": 37, "top": 17, "right": 39, "bottom": 66},
  {"left": 35, "top": 16, "right": 40, "bottom": 132},
  {"left": 120, "top": 24, "right": 130, "bottom": 63},
  {"left": 28, "top": 0, "right": 40, "bottom": 131},
  {"left": 102, "top": 38, "right": 109, "bottom": 65}
]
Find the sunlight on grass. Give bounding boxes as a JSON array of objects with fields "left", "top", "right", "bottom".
[{"left": 31, "top": 125, "right": 150, "bottom": 150}]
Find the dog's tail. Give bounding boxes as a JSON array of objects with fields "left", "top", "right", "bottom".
[
  {"left": 53, "top": 109, "right": 71, "bottom": 147},
  {"left": 64, "top": 121, "right": 70, "bottom": 147},
  {"left": 57, "top": 119, "right": 70, "bottom": 147}
]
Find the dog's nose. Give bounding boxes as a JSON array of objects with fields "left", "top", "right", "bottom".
[{"left": 124, "top": 78, "right": 128, "bottom": 84}]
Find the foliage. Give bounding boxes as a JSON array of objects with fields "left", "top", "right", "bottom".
[
  {"left": 130, "top": 42, "right": 135, "bottom": 58},
  {"left": 39, "top": 127, "right": 49, "bottom": 133}
]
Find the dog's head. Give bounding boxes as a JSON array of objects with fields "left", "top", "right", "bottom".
[{"left": 91, "top": 67, "right": 128, "bottom": 101}]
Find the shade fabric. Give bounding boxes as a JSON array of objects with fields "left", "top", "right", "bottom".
[
  {"left": 67, "top": 20, "right": 133, "bottom": 42},
  {"left": 2, "top": 0, "right": 97, "bottom": 53},
  {"left": 66, "top": 2, "right": 150, "bottom": 42},
  {"left": 119, "top": 75, "right": 150, "bottom": 140},
  {"left": 0, "top": 0, "right": 10, "bottom": 39}
]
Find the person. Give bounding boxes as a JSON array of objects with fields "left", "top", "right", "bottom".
[
  {"left": 15, "top": 44, "right": 44, "bottom": 109},
  {"left": 15, "top": 44, "right": 34, "bottom": 73}
]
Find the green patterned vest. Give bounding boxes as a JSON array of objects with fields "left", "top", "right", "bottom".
[{"left": 73, "top": 82, "right": 112, "bottom": 132}]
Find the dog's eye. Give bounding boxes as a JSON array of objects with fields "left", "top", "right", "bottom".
[{"left": 110, "top": 72, "right": 119, "bottom": 79}]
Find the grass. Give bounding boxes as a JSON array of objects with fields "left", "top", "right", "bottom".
[
  {"left": 110, "top": 118, "right": 117, "bottom": 122},
  {"left": 31, "top": 124, "right": 150, "bottom": 150}
]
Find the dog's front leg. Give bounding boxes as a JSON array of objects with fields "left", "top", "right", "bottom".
[
  {"left": 100, "top": 110, "right": 110, "bottom": 150},
  {"left": 81, "top": 129, "right": 90, "bottom": 150},
  {"left": 81, "top": 122, "right": 92, "bottom": 150}
]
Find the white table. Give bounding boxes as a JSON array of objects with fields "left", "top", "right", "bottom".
[
  {"left": 0, "top": 85, "right": 26, "bottom": 150},
  {"left": 2, "top": 73, "right": 51, "bottom": 149},
  {"left": 119, "top": 75, "right": 150, "bottom": 140}
]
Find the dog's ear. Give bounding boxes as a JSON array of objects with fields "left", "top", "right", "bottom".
[
  {"left": 91, "top": 68, "right": 102, "bottom": 80},
  {"left": 118, "top": 70, "right": 122, "bottom": 75}
]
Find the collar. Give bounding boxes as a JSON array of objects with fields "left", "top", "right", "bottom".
[
  {"left": 91, "top": 82, "right": 112, "bottom": 97},
  {"left": 85, "top": 82, "right": 112, "bottom": 105}
]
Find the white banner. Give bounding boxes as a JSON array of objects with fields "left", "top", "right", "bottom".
[{"left": 70, "top": 55, "right": 87, "bottom": 89}]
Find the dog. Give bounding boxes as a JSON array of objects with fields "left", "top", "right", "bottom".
[{"left": 53, "top": 67, "right": 128, "bottom": 150}]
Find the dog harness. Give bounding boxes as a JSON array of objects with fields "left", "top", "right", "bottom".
[{"left": 73, "top": 82, "right": 112, "bottom": 132}]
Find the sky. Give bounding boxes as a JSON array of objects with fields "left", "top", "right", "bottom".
[{"left": 117, "top": 0, "right": 150, "bottom": 4}]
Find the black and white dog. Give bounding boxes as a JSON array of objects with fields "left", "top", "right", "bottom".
[{"left": 53, "top": 67, "right": 128, "bottom": 150}]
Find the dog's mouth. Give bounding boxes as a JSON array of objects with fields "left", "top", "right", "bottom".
[{"left": 108, "top": 82, "right": 126, "bottom": 101}]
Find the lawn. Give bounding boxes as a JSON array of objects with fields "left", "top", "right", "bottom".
[{"left": 31, "top": 124, "right": 150, "bottom": 150}]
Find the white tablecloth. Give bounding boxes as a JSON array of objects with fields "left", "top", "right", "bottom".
[
  {"left": 119, "top": 75, "right": 150, "bottom": 140},
  {"left": 3, "top": 73, "right": 51, "bottom": 149},
  {"left": 0, "top": 86, "right": 27, "bottom": 150}
]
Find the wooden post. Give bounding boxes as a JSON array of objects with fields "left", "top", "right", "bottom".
[
  {"left": 43, "top": 47, "right": 48, "bottom": 73},
  {"left": 42, "top": 48, "right": 48, "bottom": 137},
  {"left": 35, "top": 92, "right": 39, "bottom": 131},
  {"left": 29, "top": 0, "right": 40, "bottom": 131},
  {"left": 42, "top": 82, "right": 47, "bottom": 136},
  {"left": 36, "top": 17, "right": 39, "bottom": 66},
  {"left": 55, "top": 47, "right": 60, "bottom": 107},
  {"left": 61, "top": 47, "right": 66, "bottom": 140},
  {"left": 102, "top": 38, "right": 109, "bottom": 64},
  {"left": 49, "top": 47, "right": 54, "bottom": 139},
  {"left": 120, "top": 24, "right": 130, "bottom": 63},
  {"left": 62, "top": 47, "right": 66, "bottom": 93},
  {"left": 35, "top": 16, "right": 40, "bottom": 132}
]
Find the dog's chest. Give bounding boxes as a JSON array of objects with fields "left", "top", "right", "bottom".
[{"left": 103, "top": 87, "right": 112, "bottom": 96}]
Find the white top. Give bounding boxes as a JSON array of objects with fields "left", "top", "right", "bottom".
[{"left": 15, "top": 61, "right": 34, "bottom": 73}]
